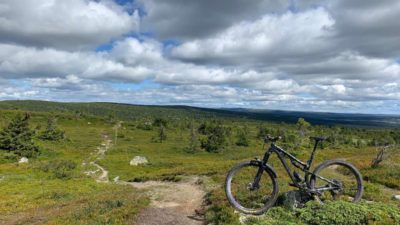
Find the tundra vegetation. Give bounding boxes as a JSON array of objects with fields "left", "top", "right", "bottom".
[{"left": 0, "top": 100, "right": 399, "bottom": 225}]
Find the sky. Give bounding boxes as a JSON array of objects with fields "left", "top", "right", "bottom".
[{"left": 0, "top": 0, "right": 399, "bottom": 114}]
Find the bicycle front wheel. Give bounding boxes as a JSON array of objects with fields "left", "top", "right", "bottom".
[{"left": 225, "top": 161, "right": 279, "bottom": 215}]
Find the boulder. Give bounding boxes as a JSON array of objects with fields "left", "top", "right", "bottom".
[
  {"left": 281, "top": 190, "right": 313, "bottom": 210},
  {"left": 18, "top": 157, "right": 29, "bottom": 164},
  {"left": 130, "top": 156, "right": 148, "bottom": 166}
]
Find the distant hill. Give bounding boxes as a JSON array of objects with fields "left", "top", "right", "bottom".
[
  {"left": 222, "top": 108, "right": 400, "bottom": 128},
  {"left": 0, "top": 100, "right": 399, "bottom": 128}
]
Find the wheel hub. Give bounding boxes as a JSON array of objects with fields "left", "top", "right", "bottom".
[
  {"left": 331, "top": 179, "right": 343, "bottom": 193},
  {"left": 247, "top": 182, "right": 259, "bottom": 191}
]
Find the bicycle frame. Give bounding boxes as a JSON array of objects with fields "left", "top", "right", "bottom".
[{"left": 254, "top": 141, "right": 339, "bottom": 192}]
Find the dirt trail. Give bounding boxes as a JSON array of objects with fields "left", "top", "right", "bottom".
[
  {"left": 86, "top": 131, "right": 206, "bottom": 225},
  {"left": 123, "top": 177, "right": 205, "bottom": 225},
  {"left": 83, "top": 133, "right": 111, "bottom": 183}
]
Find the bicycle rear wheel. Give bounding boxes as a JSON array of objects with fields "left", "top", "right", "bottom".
[
  {"left": 225, "top": 161, "right": 279, "bottom": 215},
  {"left": 310, "top": 160, "right": 363, "bottom": 203}
]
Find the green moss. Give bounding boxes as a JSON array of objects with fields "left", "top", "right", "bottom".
[
  {"left": 298, "top": 201, "right": 400, "bottom": 225},
  {"left": 243, "top": 201, "right": 400, "bottom": 225}
]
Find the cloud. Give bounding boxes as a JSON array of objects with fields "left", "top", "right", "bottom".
[
  {"left": 328, "top": 0, "right": 400, "bottom": 58},
  {"left": 170, "top": 8, "right": 336, "bottom": 66},
  {"left": 139, "top": 0, "right": 292, "bottom": 40},
  {"left": 0, "top": 0, "right": 399, "bottom": 114},
  {"left": 1, "top": 35, "right": 399, "bottom": 114},
  {"left": 0, "top": 0, "right": 139, "bottom": 50},
  {"left": 283, "top": 51, "right": 400, "bottom": 84},
  {"left": 0, "top": 43, "right": 150, "bottom": 82}
]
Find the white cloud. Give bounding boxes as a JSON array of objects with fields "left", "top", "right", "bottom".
[
  {"left": 0, "top": 0, "right": 139, "bottom": 50},
  {"left": 0, "top": 43, "right": 150, "bottom": 82},
  {"left": 171, "top": 8, "right": 335, "bottom": 65},
  {"left": 0, "top": 0, "right": 399, "bottom": 114}
]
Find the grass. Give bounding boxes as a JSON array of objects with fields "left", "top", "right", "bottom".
[
  {"left": 0, "top": 108, "right": 399, "bottom": 224},
  {"left": 0, "top": 111, "right": 148, "bottom": 224},
  {"left": 100, "top": 120, "right": 400, "bottom": 225}
]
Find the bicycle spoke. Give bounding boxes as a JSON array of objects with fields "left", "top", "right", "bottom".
[
  {"left": 230, "top": 164, "right": 275, "bottom": 210},
  {"left": 312, "top": 162, "right": 361, "bottom": 203}
]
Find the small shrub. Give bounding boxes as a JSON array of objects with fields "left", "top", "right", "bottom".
[
  {"left": 236, "top": 128, "right": 249, "bottom": 147},
  {"left": 0, "top": 152, "right": 18, "bottom": 163},
  {"left": 244, "top": 201, "right": 400, "bottom": 225},
  {"left": 48, "top": 191, "right": 70, "bottom": 200},
  {"left": 158, "top": 124, "right": 167, "bottom": 143},
  {"left": 39, "top": 160, "right": 77, "bottom": 179},
  {"left": 137, "top": 121, "right": 153, "bottom": 130},
  {"left": 39, "top": 117, "right": 65, "bottom": 141},
  {"left": 205, "top": 191, "right": 240, "bottom": 225},
  {"left": 297, "top": 201, "right": 400, "bottom": 225},
  {"left": 153, "top": 118, "right": 168, "bottom": 127},
  {"left": 201, "top": 123, "right": 229, "bottom": 153},
  {"left": 185, "top": 121, "right": 201, "bottom": 153}
]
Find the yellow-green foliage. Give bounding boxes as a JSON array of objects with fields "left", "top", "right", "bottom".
[
  {"left": 1, "top": 106, "right": 400, "bottom": 225},
  {"left": 0, "top": 110, "right": 148, "bottom": 224},
  {"left": 244, "top": 201, "right": 400, "bottom": 225}
]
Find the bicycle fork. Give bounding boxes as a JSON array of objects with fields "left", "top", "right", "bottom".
[{"left": 249, "top": 150, "right": 272, "bottom": 190}]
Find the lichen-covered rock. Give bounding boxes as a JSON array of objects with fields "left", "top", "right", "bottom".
[
  {"left": 18, "top": 157, "right": 29, "bottom": 164},
  {"left": 281, "top": 190, "right": 312, "bottom": 210},
  {"left": 130, "top": 156, "right": 148, "bottom": 166}
]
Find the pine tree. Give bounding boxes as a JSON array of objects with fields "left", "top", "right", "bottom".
[
  {"left": 159, "top": 124, "right": 167, "bottom": 143},
  {"left": 236, "top": 127, "right": 249, "bottom": 147},
  {"left": 201, "top": 123, "right": 227, "bottom": 153},
  {"left": 0, "top": 113, "right": 39, "bottom": 158},
  {"left": 186, "top": 121, "right": 200, "bottom": 153},
  {"left": 296, "top": 118, "right": 311, "bottom": 137},
  {"left": 39, "top": 117, "right": 65, "bottom": 141}
]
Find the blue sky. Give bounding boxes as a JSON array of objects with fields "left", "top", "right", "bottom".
[{"left": 0, "top": 0, "right": 399, "bottom": 114}]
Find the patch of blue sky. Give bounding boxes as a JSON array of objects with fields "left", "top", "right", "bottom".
[
  {"left": 297, "top": 93, "right": 314, "bottom": 98},
  {"left": 125, "top": 31, "right": 154, "bottom": 40},
  {"left": 162, "top": 39, "right": 180, "bottom": 48},
  {"left": 95, "top": 42, "right": 114, "bottom": 52},
  {"left": 114, "top": 0, "right": 147, "bottom": 17},
  {"left": 10, "top": 79, "right": 30, "bottom": 89},
  {"left": 287, "top": 0, "right": 325, "bottom": 13},
  {"left": 287, "top": 0, "right": 299, "bottom": 13},
  {"left": 110, "top": 79, "right": 160, "bottom": 90}
]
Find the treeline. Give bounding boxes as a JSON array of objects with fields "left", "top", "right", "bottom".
[
  {"left": 132, "top": 116, "right": 400, "bottom": 153},
  {"left": 1, "top": 110, "right": 398, "bottom": 159},
  {"left": 2, "top": 100, "right": 399, "bottom": 128}
]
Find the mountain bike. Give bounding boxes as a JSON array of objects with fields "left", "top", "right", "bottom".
[{"left": 225, "top": 135, "right": 363, "bottom": 215}]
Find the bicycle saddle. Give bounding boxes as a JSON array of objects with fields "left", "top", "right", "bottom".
[
  {"left": 310, "top": 136, "right": 327, "bottom": 141},
  {"left": 264, "top": 135, "right": 282, "bottom": 142}
]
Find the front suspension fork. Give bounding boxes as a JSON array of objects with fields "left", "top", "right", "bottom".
[{"left": 250, "top": 151, "right": 271, "bottom": 190}]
